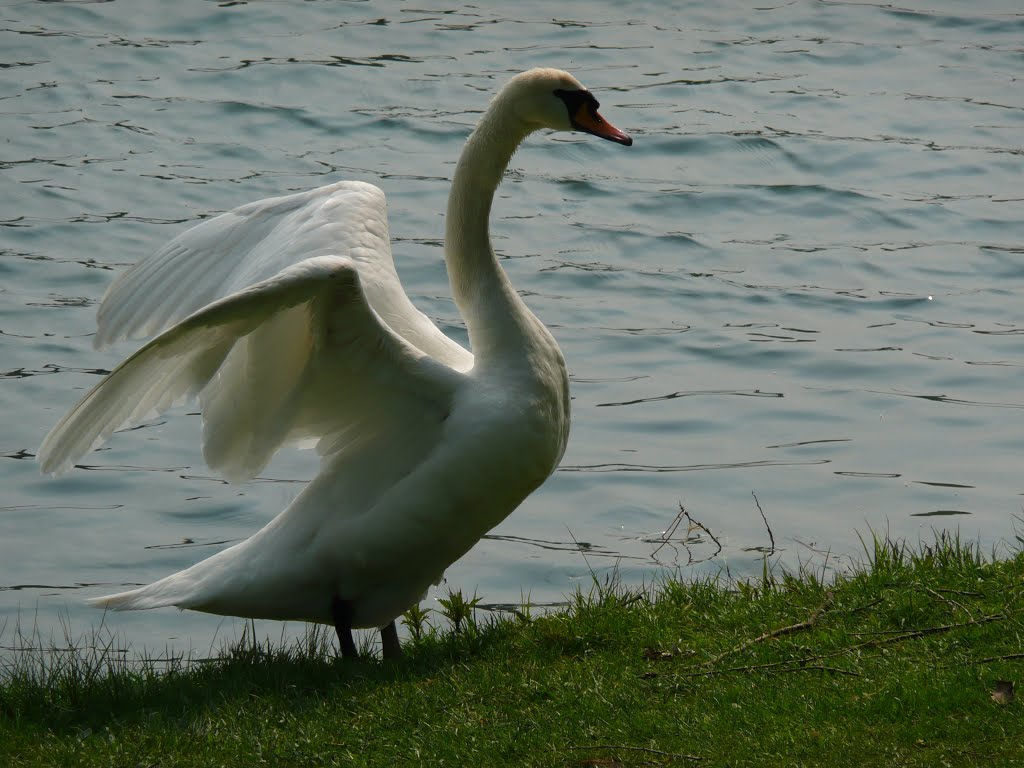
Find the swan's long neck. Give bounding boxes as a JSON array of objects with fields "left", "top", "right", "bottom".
[{"left": 445, "top": 94, "right": 546, "bottom": 366}]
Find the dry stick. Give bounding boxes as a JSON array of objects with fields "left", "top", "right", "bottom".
[
  {"left": 921, "top": 585, "right": 972, "bottom": 617},
  {"left": 653, "top": 505, "right": 722, "bottom": 565},
  {"left": 566, "top": 744, "right": 702, "bottom": 762},
  {"left": 932, "top": 587, "right": 983, "bottom": 597},
  {"left": 703, "top": 591, "right": 835, "bottom": 667},
  {"left": 683, "top": 508, "right": 722, "bottom": 562},
  {"left": 682, "top": 613, "right": 1006, "bottom": 679},
  {"left": 969, "top": 652, "right": 1024, "bottom": 665},
  {"left": 774, "top": 664, "right": 862, "bottom": 677},
  {"left": 677, "top": 659, "right": 861, "bottom": 678},
  {"left": 803, "top": 613, "right": 1005, "bottom": 662},
  {"left": 863, "top": 613, "right": 1004, "bottom": 648},
  {"left": 751, "top": 491, "right": 776, "bottom": 555},
  {"left": 651, "top": 503, "right": 686, "bottom": 562},
  {"left": 662, "top": 505, "right": 686, "bottom": 546},
  {"left": 848, "top": 597, "right": 884, "bottom": 615},
  {"left": 838, "top": 613, "right": 1006, "bottom": 665},
  {"left": 850, "top": 628, "right": 932, "bottom": 636}
]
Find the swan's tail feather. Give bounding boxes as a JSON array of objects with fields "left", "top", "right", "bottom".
[{"left": 87, "top": 581, "right": 188, "bottom": 612}]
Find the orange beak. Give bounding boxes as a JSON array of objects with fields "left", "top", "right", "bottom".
[{"left": 571, "top": 103, "right": 632, "bottom": 146}]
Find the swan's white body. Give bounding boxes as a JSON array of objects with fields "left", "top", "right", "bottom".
[{"left": 38, "top": 69, "right": 630, "bottom": 633}]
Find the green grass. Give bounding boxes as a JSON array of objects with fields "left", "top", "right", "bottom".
[{"left": 3, "top": 532, "right": 1023, "bottom": 766}]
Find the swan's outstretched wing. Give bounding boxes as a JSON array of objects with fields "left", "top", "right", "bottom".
[
  {"left": 38, "top": 256, "right": 463, "bottom": 482},
  {"left": 95, "top": 181, "right": 471, "bottom": 371}
]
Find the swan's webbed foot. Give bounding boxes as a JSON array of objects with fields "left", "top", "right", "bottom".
[
  {"left": 380, "top": 620, "right": 402, "bottom": 660},
  {"left": 330, "top": 595, "right": 358, "bottom": 658}
]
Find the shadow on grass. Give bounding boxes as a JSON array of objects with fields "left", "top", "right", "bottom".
[
  {"left": 4, "top": 529, "right": 1018, "bottom": 735},
  {"left": 0, "top": 615, "right": 517, "bottom": 733}
]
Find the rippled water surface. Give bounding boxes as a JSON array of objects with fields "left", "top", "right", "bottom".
[{"left": 2, "top": 0, "right": 1022, "bottom": 653}]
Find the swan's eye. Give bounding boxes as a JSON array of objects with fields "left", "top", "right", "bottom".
[{"left": 554, "top": 88, "right": 601, "bottom": 118}]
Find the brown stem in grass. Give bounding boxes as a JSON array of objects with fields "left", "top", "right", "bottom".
[
  {"left": 703, "top": 591, "right": 835, "bottom": 667},
  {"left": 678, "top": 612, "right": 1007, "bottom": 679},
  {"left": 565, "top": 744, "right": 703, "bottom": 762},
  {"left": 677, "top": 658, "right": 860, "bottom": 677},
  {"left": 850, "top": 613, "right": 1004, "bottom": 645},
  {"left": 966, "top": 652, "right": 1024, "bottom": 665}
]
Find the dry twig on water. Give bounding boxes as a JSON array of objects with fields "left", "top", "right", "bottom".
[{"left": 751, "top": 491, "right": 776, "bottom": 555}]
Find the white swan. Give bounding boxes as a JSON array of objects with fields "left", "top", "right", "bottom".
[{"left": 37, "top": 68, "right": 632, "bottom": 659}]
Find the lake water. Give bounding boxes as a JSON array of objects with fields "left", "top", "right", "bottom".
[{"left": 2, "top": 0, "right": 1022, "bottom": 656}]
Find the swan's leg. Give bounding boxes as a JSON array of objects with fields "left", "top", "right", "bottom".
[
  {"left": 380, "top": 620, "right": 402, "bottom": 660},
  {"left": 330, "top": 595, "right": 358, "bottom": 658}
]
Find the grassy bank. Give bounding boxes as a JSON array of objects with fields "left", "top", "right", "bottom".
[{"left": 3, "top": 534, "right": 1023, "bottom": 766}]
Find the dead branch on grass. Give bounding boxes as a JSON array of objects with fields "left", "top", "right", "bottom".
[
  {"left": 852, "top": 613, "right": 1004, "bottom": 647},
  {"left": 703, "top": 591, "right": 835, "bottom": 667},
  {"left": 919, "top": 585, "right": 972, "bottom": 617},
  {"left": 566, "top": 744, "right": 702, "bottom": 762},
  {"left": 678, "top": 612, "right": 1005, "bottom": 680},
  {"left": 969, "top": 652, "right": 1024, "bottom": 665},
  {"left": 676, "top": 658, "right": 861, "bottom": 678}
]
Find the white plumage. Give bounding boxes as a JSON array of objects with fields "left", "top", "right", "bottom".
[{"left": 37, "top": 68, "right": 631, "bottom": 657}]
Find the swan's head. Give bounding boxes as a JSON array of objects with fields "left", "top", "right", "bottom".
[{"left": 503, "top": 68, "right": 632, "bottom": 146}]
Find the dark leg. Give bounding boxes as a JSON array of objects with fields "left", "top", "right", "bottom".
[
  {"left": 380, "top": 620, "right": 402, "bottom": 660},
  {"left": 330, "top": 595, "right": 358, "bottom": 659}
]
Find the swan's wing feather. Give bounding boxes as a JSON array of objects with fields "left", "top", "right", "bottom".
[
  {"left": 95, "top": 182, "right": 386, "bottom": 346},
  {"left": 93, "top": 181, "right": 470, "bottom": 370},
  {"left": 38, "top": 256, "right": 461, "bottom": 481}
]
